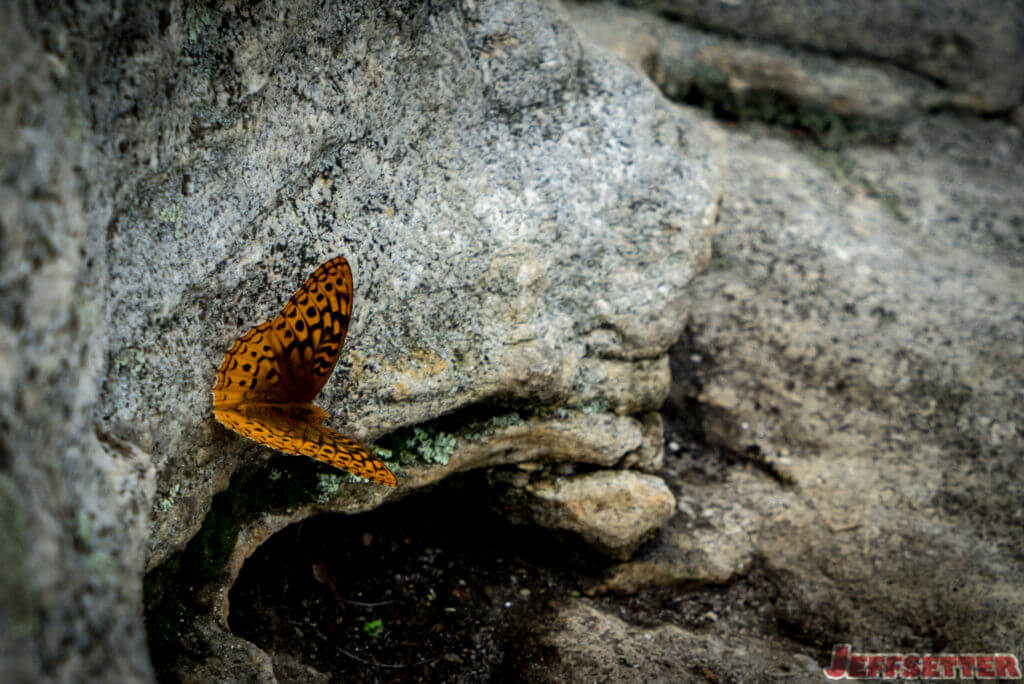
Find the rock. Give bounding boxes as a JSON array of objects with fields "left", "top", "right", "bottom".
[
  {"left": 616, "top": 0, "right": 1024, "bottom": 111},
  {"left": 90, "top": 0, "right": 717, "bottom": 570},
  {"left": 0, "top": 5, "right": 154, "bottom": 681},
  {"left": 516, "top": 598, "right": 807, "bottom": 682},
  {"left": 271, "top": 653, "right": 330, "bottom": 684},
  {"left": 570, "top": 2, "right": 961, "bottom": 123},
  {"left": 1, "top": 0, "right": 718, "bottom": 679},
  {"left": 617, "top": 411, "right": 665, "bottom": 472},
  {"left": 665, "top": 110, "right": 1024, "bottom": 654},
  {"left": 500, "top": 470, "right": 676, "bottom": 559},
  {"left": 591, "top": 469, "right": 768, "bottom": 593}
]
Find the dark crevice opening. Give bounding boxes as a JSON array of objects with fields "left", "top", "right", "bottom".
[{"left": 227, "top": 471, "right": 618, "bottom": 682}]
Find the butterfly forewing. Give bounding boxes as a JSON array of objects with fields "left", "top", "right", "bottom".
[
  {"left": 212, "top": 321, "right": 294, "bottom": 407},
  {"left": 212, "top": 255, "right": 396, "bottom": 487},
  {"left": 274, "top": 255, "right": 353, "bottom": 404}
]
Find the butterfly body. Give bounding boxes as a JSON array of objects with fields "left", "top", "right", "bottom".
[{"left": 212, "top": 256, "right": 397, "bottom": 487}]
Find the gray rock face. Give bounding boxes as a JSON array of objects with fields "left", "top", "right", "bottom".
[
  {"left": 620, "top": 0, "right": 1024, "bottom": 111},
  {"left": 2, "top": 0, "right": 716, "bottom": 680},
  {"left": 520, "top": 598, "right": 800, "bottom": 682},
  {"left": 1, "top": 5, "right": 155, "bottom": 682},
  {"left": 570, "top": 3, "right": 973, "bottom": 123},
  {"left": 92, "top": 0, "right": 715, "bottom": 569},
  {"left": 569, "top": 7, "right": 1024, "bottom": 677},
  {"left": 8, "top": 0, "right": 1019, "bottom": 678}
]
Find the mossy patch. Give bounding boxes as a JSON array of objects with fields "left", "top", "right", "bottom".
[
  {"left": 113, "top": 346, "right": 147, "bottom": 376},
  {"left": 0, "top": 475, "right": 35, "bottom": 640},
  {"left": 672, "top": 66, "right": 900, "bottom": 149},
  {"left": 143, "top": 458, "right": 351, "bottom": 673},
  {"left": 157, "top": 204, "right": 182, "bottom": 224},
  {"left": 708, "top": 239, "right": 729, "bottom": 271},
  {"left": 184, "top": 0, "right": 213, "bottom": 44}
]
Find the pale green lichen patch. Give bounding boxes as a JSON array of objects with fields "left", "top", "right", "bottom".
[
  {"left": 459, "top": 410, "right": 526, "bottom": 443},
  {"left": 315, "top": 472, "right": 344, "bottom": 503},
  {"left": 156, "top": 482, "right": 180, "bottom": 512},
  {"left": 486, "top": 412, "right": 524, "bottom": 429},
  {"left": 184, "top": 0, "right": 213, "bottom": 44},
  {"left": 374, "top": 425, "right": 456, "bottom": 467},
  {"left": 113, "top": 346, "right": 147, "bottom": 376},
  {"left": 157, "top": 204, "right": 182, "bottom": 224}
]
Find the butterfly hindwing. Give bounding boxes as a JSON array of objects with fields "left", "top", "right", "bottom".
[{"left": 216, "top": 406, "right": 396, "bottom": 487}]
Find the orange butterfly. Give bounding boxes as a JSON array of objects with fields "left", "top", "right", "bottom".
[{"left": 212, "top": 256, "right": 397, "bottom": 487}]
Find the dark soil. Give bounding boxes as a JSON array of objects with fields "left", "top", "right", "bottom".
[{"left": 228, "top": 472, "right": 620, "bottom": 682}]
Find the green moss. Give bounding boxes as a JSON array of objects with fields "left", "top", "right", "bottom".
[
  {"left": 459, "top": 411, "right": 525, "bottom": 443},
  {"left": 157, "top": 204, "right": 182, "bottom": 224},
  {"left": 315, "top": 472, "right": 344, "bottom": 503},
  {"left": 674, "top": 67, "right": 899, "bottom": 149},
  {"left": 184, "top": 0, "right": 212, "bottom": 44},
  {"left": 0, "top": 475, "right": 35, "bottom": 639},
  {"left": 144, "top": 458, "right": 349, "bottom": 672},
  {"left": 113, "top": 346, "right": 147, "bottom": 376},
  {"left": 708, "top": 239, "right": 729, "bottom": 271},
  {"left": 363, "top": 618, "right": 384, "bottom": 637},
  {"left": 156, "top": 482, "right": 180, "bottom": 512},
  {"left": 487, "top": 412, "right": 524, "bottom": 429},
  {"left": 580, "top": 400, "right": 609, "bottom": 415}
]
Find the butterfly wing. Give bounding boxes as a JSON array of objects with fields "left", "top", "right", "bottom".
[
  {"left": 213, "top": 256, "right": 393, "bottom": 486},
  {"left": 213, "top": 255, "right": 354, "bottom": 407},
  {"left": 216, "top": 407, "right": 397, "bottom": 487},
  {"left": 271, "top": 255, "right": 354, "bottom": 404},
  {"left": 212, "top": 320, "right": 294, "bottom": 407}
]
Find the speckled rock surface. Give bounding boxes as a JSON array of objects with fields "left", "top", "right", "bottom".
[
  {"left": 2, "top": 0, "right": 716, "bottom": 680},
  {"left": 632, "top": 113, "right": 1023, "bottom": 671},
  {"left": 1, "top": 4, "right": 155, "bottom": 681},
  {"left": 517, "top": 598, "right": 811, "bottom": 681},
  {"left": 92, "top": 0, "right": 715, "bottom": 569},
  {"left": 570, "top": 2, "right": 962, "bottom": 123},
  {"left": 7, "top": 0, "right": 1021, "bottom": 679},
  {"left": 616, "top": 0, "right": 1024, "bottom": 111},
  {"left": 531, "top": 8, "right": 1024, "bottom": 677}
]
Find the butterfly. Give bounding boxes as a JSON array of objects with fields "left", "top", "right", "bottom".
[{"left": 212, "top": 255, "right": 397, "bottom": 487}]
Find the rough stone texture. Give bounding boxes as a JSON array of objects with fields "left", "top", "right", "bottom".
[
  {"left": 591, "top": 469, "right": 763, "bottom": 593},
  {"left": 682, "top": 112, "right": 1019, "bottom": 670},
  {"left": 618, "top": 0, "right": 1024, "bottom": 111},
  {"left": 7, "top": 0, "right": 1021, "bottom": 679},
  {"left": 2, "top": 0, "right": 716, "bottom": 680},
  {"left": 570, "top": 3, "right": 964, "bottom": 122},
  {"left": 500, "top": 470, "right": 677, "bottom": 559},
  {"left": 0, "top": 4, "right": 155, "bottom": 682},
  {"left": 90, "top": 0, "right": 715, "bottom": 571},
  {"left": 542, "top": 8, "right": 1024, "bottom": 678},
  {"left": 646, "top": 114, "right": 1023, "bottom": 669},
  {"left": 518, "top": 598, "right": 814, "bottom": 681}
]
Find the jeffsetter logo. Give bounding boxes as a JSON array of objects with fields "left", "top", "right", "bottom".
[{"left": 824, "top": 644, "right": 1021, "bottom": 679}]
